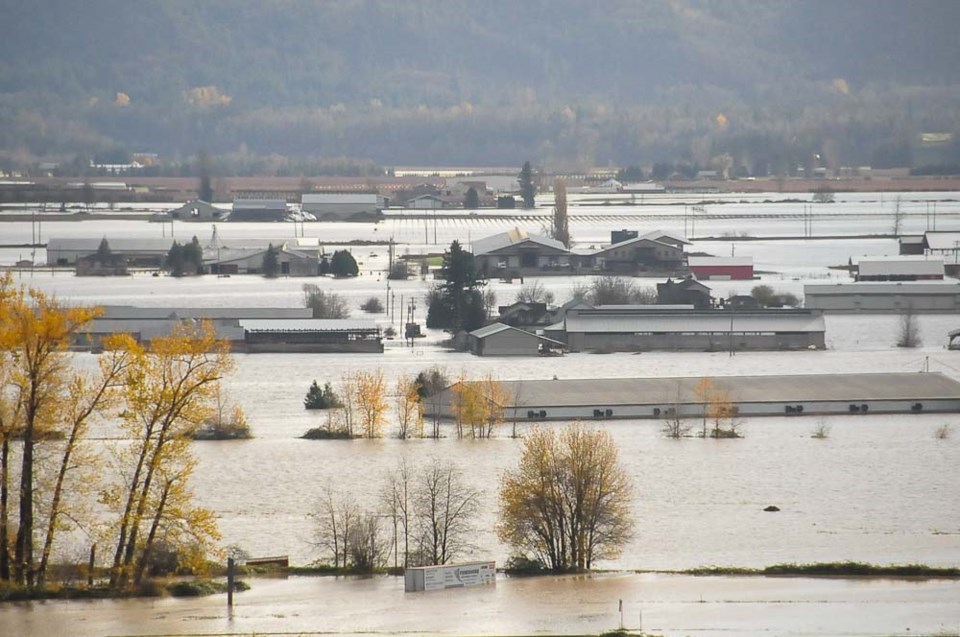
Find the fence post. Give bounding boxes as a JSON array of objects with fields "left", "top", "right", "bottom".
[{"left": 227, "top": 557, "right": 234, "bottom": 607}]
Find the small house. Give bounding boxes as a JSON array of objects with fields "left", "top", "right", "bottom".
[
  {"left": 657, "top": 278, "right": 712, "bottom": 308},
  {"left": 468, "top": 323, "right": 565, "bottom": 356}
]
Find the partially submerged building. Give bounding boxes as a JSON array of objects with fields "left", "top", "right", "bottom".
[
  {"left": 473, "top": 229, "right": 571, "bottom": 277},
  {"left": 804, "top": 282, "right": 960, "bottom": 312},
  {"left": 76, "top": 307, "right": 382, "bottom": 353},
  {"left": 425, "top": 372, "right": 960, "bottom": 421},
  {"left": 855, "top": 257, "right": 944, "bottom": 281},
  {"left": 468, "top": 322, "right": 565, "bottom": 356},
  {"left": 472, "top": 228, "right": 690, "bottom": 277},
  {"left": 206, "top": 243, "right": 321, "bottom": 276},
  {"left": 543, "top": 306, "right": 825, "bottom": 352},
  {"left": 229, "top": 199, "right": 288, "bottom": 222},
  {"left": 301, "top": 193, "right": 384, "bottom": 220},
  {"left": 656, "top": 277, "right": 713, "bottom": 308},
  {"left": 153, "top": 200, "right": 227, "bottom": 222},
  {"left": 47, "top": 237, "right": 175, "bottom": 267}
]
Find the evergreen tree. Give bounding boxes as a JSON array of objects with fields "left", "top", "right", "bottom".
[
  {"left": 426, "top": 240, "right": 486, "bottom": 332},
  {"left": 96, "top": 237, "right": 113, "bottom": 260},
  {"left": 304, "top": 380, "right": 342, "bottom": 409},
  {"left": 166, "top": 241, "right": 184, "bottom": 277},
  {"left": 262, "top": 243, "right": 280, "bottom": 278},
  {"left": 464, "top": 187, "right": 479, "bottom": 209},
  {"left": 197, "top": 150, "right": 214, "bottom": 203},
  {"left": 184, "top": 236, "right": 204, "bottom": 274},
  {"left": 330, "top": 250, "right": 358, "bottom": 277},
  {"left": 518, "top": 161, "right": 536, "bottom": 209}
]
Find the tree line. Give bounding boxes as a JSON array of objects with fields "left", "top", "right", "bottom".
[
  {"left": 313, "top": 423, "right": 634, "bottom": 574},
  {"left": 0, "top": 274, "right": 231, "bottom": 591}
]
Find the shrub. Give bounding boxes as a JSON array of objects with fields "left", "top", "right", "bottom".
[
  {"left": 361, "top": 296, "right": 384, "bottom": 313},
  {"left": 302, "top": 427, "right": 352, "bottom": 440},
  {"left": 303, "top": 284, "right": 350, "bottom": 318}
]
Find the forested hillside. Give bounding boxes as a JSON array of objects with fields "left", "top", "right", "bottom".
[{"left": 2, "top": 0, "right": 959, "bottom": 171}]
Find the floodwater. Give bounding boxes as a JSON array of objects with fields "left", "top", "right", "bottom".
[
  {"left": 1, "top": 191, "right": 960, "bottom": 635},
  {"left": 2, "top": 573, "right": 959, "bottom": 636}
]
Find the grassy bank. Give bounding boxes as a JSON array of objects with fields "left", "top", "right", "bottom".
[
  {"left": 675, "top": 561, "right": 960, "bottom": 578},
  {"left": 0, "top": 578, "right": 249, "bottom": 602}
]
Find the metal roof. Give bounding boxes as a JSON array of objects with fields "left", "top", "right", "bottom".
[
  {"left": 593, "top": 236, "right": 682, "bottom": 256},
  {"left": 805, "top": 282, "right": 960, "bottom": 296},
  {"left": 238, "top": 319, "right": 379, "bottom": 332},
  {"left": 469, "top": 322, "right": 566, "bottom": 345},
  {"left": 87, "top": 318, "right": 246, "bottom": 341},
  {"left": 688, "top": 256, "right": 754, "bottom": 267},
  {"left": 469, "top": 322, "right": 514, "bottom": 338},
  {"left": 441, "top": 372, "right": 960, "bottom": 409},
  {"left": 472, "top": 228, "right": 566, "bottom": 255},
  {"left": 924, "top": 231, "right": 960, "bottom": 251},
  {"left": 640, "top": 229, "right": 691, "bottom": 245},
  {"left": 99, "top": 306, "right": 313, "bottom": 320},
  {"left": 302, "top": 193, "right": 378, "bottom": 204},
  {"left": 858, "top": 257, "right": 944, "bottom": 277},
  {"left": 564, "top": 310, "right": 824, "bottom": 334},
  {"left": 232, "top": 199, "right": 287, "bottom": 210}
]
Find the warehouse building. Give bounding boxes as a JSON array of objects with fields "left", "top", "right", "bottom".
[
  {"left": 425, "top": 372, "right": 960, "bottom": 421},
  {"left": 75, "top": 307, "right": 382, "bottom": 353},
  {"left": 301, "top": 193, "right": 384, "bottom": 219},
  {"left": 229, "top": 199, "right": 288, "bottom": 222},
  {"left": 804, "top": 282, "right": 960, "bottom": 312},
  {"left": 543, "top": 307, "right": 825, "bottom": 352},
  {"left": 46, "top": 237, "right": 175, "bottom": 267},
  {"left": 855, "top": 257, "right": 944, "bottom": 281}
]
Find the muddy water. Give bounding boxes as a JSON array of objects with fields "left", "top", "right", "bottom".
[{"left": 1, "top": 573, "right": 958, "bottom": 636}]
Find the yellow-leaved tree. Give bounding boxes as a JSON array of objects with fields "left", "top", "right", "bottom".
[
  {"left": 355, "top": 369, "right": 387, "bottom": 439},
  {"left": 0, "top": 273, "right": 126, "bottom": 586},
  {"left": 105, "top": 320, "right": 231, "bottom": 590},
  {"left": 499, "top": 424, "right": 633, "bottom": 572},
  {"left": 394, "top": 376, "right": 423, "bottom": 439}
]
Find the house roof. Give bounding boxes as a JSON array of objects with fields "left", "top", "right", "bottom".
[
  {"left": 640, "top": 229, "right": 691, "bottom": 245},
  {"left": 593, "top": 231, "right": 689, "bottom": 256},
  {"left": 924, "top": 231, "right": 960, "bottom": 251},
  {"left": 472, "top": 228, "right": 567, "bottom": 255}
]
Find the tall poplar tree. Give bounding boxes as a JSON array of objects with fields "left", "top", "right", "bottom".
[{"left": 519, "top": 161, "right": 536, "bottom": 209}]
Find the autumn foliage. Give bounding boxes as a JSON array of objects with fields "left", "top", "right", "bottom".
[{"left": 498, "top": 424, "right": 634, "bottom": 572}]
